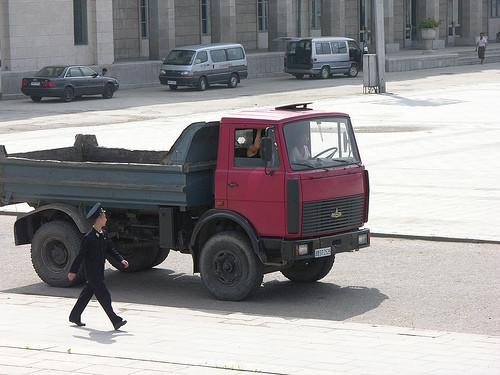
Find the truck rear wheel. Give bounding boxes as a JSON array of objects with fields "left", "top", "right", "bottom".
[
  {"left": 31, "top": 221, "right": 84, "bottom": 287},
  {"left": 281, "top": 255, "right": 335, "bottom": 283},
  {"left": 108, "top": 243, "right": 159, "bottom": 272},
  {"left": 200, "top": 232, "right": 263, "bottom": 301}
]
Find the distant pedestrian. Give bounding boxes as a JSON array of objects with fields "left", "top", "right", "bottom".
[
  {"left": 68, "top": 203, "right": 129, "bottom": 330},
  {"left": 476, "top": 32, "right": 488, "bottom": 64}
]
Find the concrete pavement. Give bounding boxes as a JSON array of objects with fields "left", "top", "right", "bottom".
[{"left": 1, "top": 292, "right": 500, "bottom": 375}]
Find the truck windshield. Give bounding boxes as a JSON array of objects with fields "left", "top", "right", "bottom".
[
  {"left": 164, "top": 50, "right": 196, "bottom": 65},
  {"left": 283, "top": 117, "right": 360, "bottom": 171}
]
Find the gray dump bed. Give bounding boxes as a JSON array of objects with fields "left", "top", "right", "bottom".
[{"left": 0, "top": 122, "right": 219, "bottom": 210}]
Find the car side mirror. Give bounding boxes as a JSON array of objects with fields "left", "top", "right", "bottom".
[
  {"left": 92, "top": 73, "right": 98, "bottom": 78},
  {"left": 261, "top": 137, "right": 273, "bottom": 162}
]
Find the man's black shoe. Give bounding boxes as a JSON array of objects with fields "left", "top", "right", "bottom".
[
  {"left": 69, "top": 319, "right": 86, "bottom": 327},
  {"left": 113, "top": 319, "right": 127, "bottom": 330}
]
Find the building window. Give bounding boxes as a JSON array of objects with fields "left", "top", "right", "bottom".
[
  {"left": 73, "top": 0, "right": 88, "bottom": 45},
  {"left": 258, "top": 0, "right": 269, "bottom": 32},
  {"left": 201, "top": 0, "right": 211, "bottom": 35},
  {"left": 140, "top": 0, "right": 149, "bottom": 38},
  {"left": 311, "top": 0, "right": 321, "bottom": 30},
  {"left": 492, "top": 0, "right": 500, "bottom": 17}
]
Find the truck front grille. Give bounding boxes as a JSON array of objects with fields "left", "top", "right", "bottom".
[{"left": 302, "top": 194, "right": 364, "bottom": 235}]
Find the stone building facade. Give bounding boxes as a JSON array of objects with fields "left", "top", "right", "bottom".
[{"left": 0, "top": 0, "right": 497, "bottom": 73}]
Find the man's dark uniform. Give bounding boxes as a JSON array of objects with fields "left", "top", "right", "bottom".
[{"left": 69, "top": 208, "right": 125, "bottom": 328}]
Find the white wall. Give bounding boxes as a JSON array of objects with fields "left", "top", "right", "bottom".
[{"left": 5, "top": 0, "right": 99, "bottom": 71}]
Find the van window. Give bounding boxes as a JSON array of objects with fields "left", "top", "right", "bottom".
[
  {"left": 165, "top": 50, "right": 195, "bottom": 65},
  {"left": 315, "top": 42, "right": 332, "bottom": 55},
  {"left": 210, "top": 49, "right": 227, "bottom": 63},
  {"left": 226, "top": 47, "right": 245, "bottom": 61},
  {"left": 195, "top": 51, "right": 208, "bottom": 64},
  {"left": 331, "top": 41, "right": 347, "bottom": 54}
]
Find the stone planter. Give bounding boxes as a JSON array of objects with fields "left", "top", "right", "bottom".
[{"left": 421, "top": 28, "right": 437, "bottom": 50}]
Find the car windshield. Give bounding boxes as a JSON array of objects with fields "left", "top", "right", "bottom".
[
  {"left": 35, "top": 66, "right": 66, "bottom": 77},
  {"left": 283, "top": 117, "right": 360, "bottom": 171},
  {"left": 164, "top": 50, "right": 196, "bottom": 65}
]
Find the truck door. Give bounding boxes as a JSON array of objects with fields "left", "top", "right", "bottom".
[{"left": 226, "top": 126, "right": 285, "bottom": 237}]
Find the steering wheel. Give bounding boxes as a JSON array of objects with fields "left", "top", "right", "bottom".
[{"left": 313, "top": 147, "right": 338, "bottom": 159}]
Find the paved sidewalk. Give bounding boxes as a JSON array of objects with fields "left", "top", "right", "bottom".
[{"left": 1, "top": 292, "right": 499, "bottom": 375}]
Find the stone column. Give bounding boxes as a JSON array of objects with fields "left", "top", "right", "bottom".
[
  {"left": 268, "top": 0, "right": 295, "bottom": 51},
  {"left": 149, "top": 0, "right": 175, "bottom": 60},
  {"left": 321, "top": 0, "right": 345, "bottom": 36},
  {"left": 95, "top": 0, "right": 114, "bottom": 65},
  {"left": 384, "top": 0, "right": 399, "bottom": 52},
  {"left": 211, "top": 0, "right": 236, "bottom": 43},
  {"left": 461, "top": 1, "right": 483, "bottom": 45},
  {"left": 0, "top": 0, "right": 9, "bottom": 97}
]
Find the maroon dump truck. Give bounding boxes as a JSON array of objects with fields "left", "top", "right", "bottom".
[{"left": 0, "top": 103, "right": 369, "bottom": 300}]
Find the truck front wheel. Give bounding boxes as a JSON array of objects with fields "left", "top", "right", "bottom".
[
  {"left": 200, "top": 232, "right": 263, "bottom": 301},
  {"left": 281, "top": 255, "right": 335, "bottom": 283},
  {"left": 31, "top": 221, "right": 84, "bottom": 287}
]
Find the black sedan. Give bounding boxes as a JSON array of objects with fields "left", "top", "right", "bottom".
[{"left": 21, "top": 65, "right": 119, "bottom": 102}]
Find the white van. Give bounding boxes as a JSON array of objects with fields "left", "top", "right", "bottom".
[
  {"left": 159, "top": 43, "right": 248, "bottom": 91},
  {"left": 284, "top": 37, "right": 365, "bottom": 79}
]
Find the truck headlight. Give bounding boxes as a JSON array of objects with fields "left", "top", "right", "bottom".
[
  {"left": 294, "top": 244, "right": 309, "bottom": 256},
  {"left": 358, "top": 233, "right": 369, "bottom": 246}
]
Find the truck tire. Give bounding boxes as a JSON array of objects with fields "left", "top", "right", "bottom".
[
  {"left": 31, "top": 221, "right": 84, "bottom": 287},
  {"left": 108, "top": 243, "right": 159, "bottom": 272},
  {"left": 200, "top": 231, "right": 263, "bottom": 301},
  {"left": 150, "top": 248, "right": 170, "bottom": 267},
  {"left": 281, "top": 255, "right": 335, "bottom": 283}
]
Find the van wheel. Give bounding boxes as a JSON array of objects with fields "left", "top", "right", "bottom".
[
  {"left": 31, "top": 221, "right": 84, "bottom": 287},
  {"left": 228, "top": 73, "right": 239, "bottom": 88},
  {"left": 348, "top": 64, "right": 359, "bottom": 77},
  {"left": 198, "top": 76, "right": 208, "bottom": 91},
  {"left": 281, "top": 255, "right": 335, "bottom": 283},
  {"left": 320, "top": 66, "right": 330, "bottom": 79},
  {"left": 200, "top": 231, "right": 263, "bottom": 301},
  {"left": 294, "top": 74, "right": 304, "bottom": 80},
  {"left": 169, "top": 84, "right": 178, "bottom": 90}
]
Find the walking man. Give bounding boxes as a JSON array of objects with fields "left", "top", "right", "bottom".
[
  {"left": 68, "top": 203, "right": 129, "bottom": 330},
  {"left": 477, "top": 32, "right": 488, "bottom": 64}
]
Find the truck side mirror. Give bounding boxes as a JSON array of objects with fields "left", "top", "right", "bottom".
[{"left": 261, "top": 137, "right": 273, "bottom": 162}]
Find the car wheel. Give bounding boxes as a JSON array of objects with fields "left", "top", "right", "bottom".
[
  {"left": 320, "top": 66, "right": 330, "bottom": 79},
  {"left": 294, "top": 74, "right": 304, "bottom": 80},
  {"left": 31, "top": 96, "right": 42, "bottom": 103},
  {"left": 169, "top": 84, "right": 178, "bottom": 90},
  {"left": 348, "top": 64, "right": 359, "bottom": 78},
  {"left": 227, "top": 73, "right": 239, "bottom": 88},
  {"left": 198, "top": 76, "right": 208, "bottom": 91},
  {"left": 102, "top": 83, "right": 115, "bottom": 99},
  {"left": 62, "top": 86, "right": 74, "bottom": 102}
]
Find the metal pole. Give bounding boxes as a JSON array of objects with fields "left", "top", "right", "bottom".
[{"left": 374, "top": 0, "right": 386, "bottom": 93}]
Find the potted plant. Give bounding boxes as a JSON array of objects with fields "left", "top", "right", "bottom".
[{"left": 418, "top": 18, "right": 440, "bottom": 39}]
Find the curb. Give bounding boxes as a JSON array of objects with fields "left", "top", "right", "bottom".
[{"left": 371, "top": 232, "right": 500, "bottom": 245}]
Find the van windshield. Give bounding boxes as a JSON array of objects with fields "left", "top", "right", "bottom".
[{"left": 164, "top": 50, "right": 196, "bottom": 65}]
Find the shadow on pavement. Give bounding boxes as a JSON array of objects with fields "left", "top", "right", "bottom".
[
  {"left": 72, "top": 326, "right": 134, "bottom": 345},
  {"left": 3, "top": 267, "right": 388, "bottom": 322}
]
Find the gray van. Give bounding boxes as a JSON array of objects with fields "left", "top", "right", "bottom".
[
  {"left": 159, "top": 43, "right": 248, "bottom": 91},
  {"left": 284, "top": 37, "right": 365, "bottom": 79}
]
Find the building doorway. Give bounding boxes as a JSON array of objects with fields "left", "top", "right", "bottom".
[
  {"left": 404, "top": 0, "right": 417, "bottom": 47},
  {"left": 447, "top": 0, "right": 462, "bottom": 46}
]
